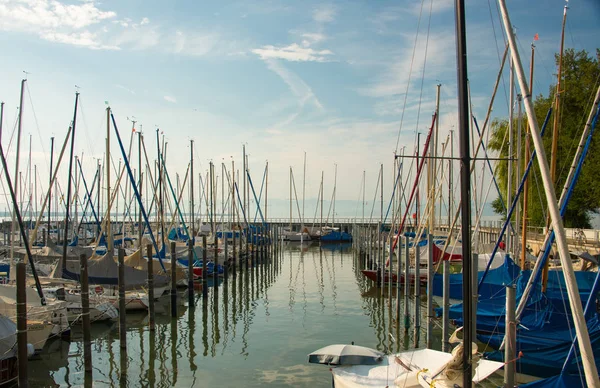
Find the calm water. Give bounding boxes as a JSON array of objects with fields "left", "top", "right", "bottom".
[{"left": 28, "top": 243, "right": 463, "bottom": 387}]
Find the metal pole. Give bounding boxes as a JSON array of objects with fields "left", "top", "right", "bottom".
[
  {"left": 504, "top": 285, "right": 516, "bottom": 388},
  {"left": 48, "top": 136, "right": 54, "bottom": 242}
]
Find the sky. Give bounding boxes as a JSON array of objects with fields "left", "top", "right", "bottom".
[{"left": 0, "top": 0, "right": 598, "bottom": 221}]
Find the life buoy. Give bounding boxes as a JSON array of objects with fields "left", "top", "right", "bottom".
[{"left": 95, "top": 286, "right": 104, "bottom": 295}]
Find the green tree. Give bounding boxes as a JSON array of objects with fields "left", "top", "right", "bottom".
[{"left": 488, "top": 48, "right": 600, "bottom": 228}]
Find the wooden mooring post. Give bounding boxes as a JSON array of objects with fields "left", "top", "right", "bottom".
[
  {"left": 118, "top": 248, "right": 127, "bottom": 350},
  {"left": 170, "top": 242, "right": 177, "bottom": 318},
  {"left": 202, "top": 236, "right": 208, "bottom": 298},
  {"left": 79, "top": 254, "right": 93, "bottom": 375},
  {"left": 403, "top": 236, "right": 410, "bottom": 334},
  {"left": 146, "top": 244, "right": 155, "bottom": 331},
  {"left": 16, "top": 262, "right": 28, "bottom": 388},
  {"left": 188, "top": 242, "right": 194, "bottom": 307}
]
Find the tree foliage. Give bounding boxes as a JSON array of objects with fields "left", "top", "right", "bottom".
[{"left": 488, "top": 48, "right": 600, "bottom": 228}]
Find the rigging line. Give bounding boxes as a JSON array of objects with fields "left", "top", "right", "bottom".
[
  {"left": 72, "top": 95, "right": 97, "bottom": 159},
  {"left": 487, "top": 0, "right": 510, "bottom": 111},
  {"left": 556, "top": 74, "right": 600, "bottom": 181},
  {"left": 368, "top": 166, "right": 381, "bottom": 223},
  {"left": 411, "top": 0, "right": 435, "bottom": 138},
  {"left": 24, "top": 83, "right": 49, "bottom": 167},
  {"left": 393, "top": 0, "right": 426, "bottom": 153},
  {"left": 2, "top": 107, "right": 19, "bottom": 170}
]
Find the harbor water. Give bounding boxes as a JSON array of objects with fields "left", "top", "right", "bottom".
[{"left": 27, "top": 243, "right": 497, "bottom": 387}]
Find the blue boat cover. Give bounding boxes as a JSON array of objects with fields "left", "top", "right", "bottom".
[
  {"left": 519, "top": 374, "right": 587, "bottom": 388},
  {"left": 321, "top": 231, "right": 352, "bottom": 242},
  {"left": 68, "top": 234, "right": 79, "bottom": 247},
  {"left": 433, "top": 255, "right": 520, "bottom": 301},
  {"left": 168, "top": 227, "right": 189, "bottom": 242}
]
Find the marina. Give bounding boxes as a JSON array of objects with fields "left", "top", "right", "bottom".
[{"left": 0, "top": 0, "right": 598, "bottom": 387}]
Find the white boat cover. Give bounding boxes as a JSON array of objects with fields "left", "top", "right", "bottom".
[{"left": 332, "top": 349, "right": 503, "bottom": 388}]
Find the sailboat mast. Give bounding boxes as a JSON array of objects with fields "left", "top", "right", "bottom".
[
  {"left": 106, "top": 107, "right": 113, "bottom": 253},
  {"left": 520, "top": 43, "right": 535, "bottom": 269},
  {"left": 265, "top": 161, "right": 268, "bottom": 223},
  {"left": 61, "top": 91, "right": 79, "bottom": 272},
  {"left": 190, "top": 140, "right": 194, "bottom": 244},
  {"left": 243, "top": 145, "right": 246, "bottom": 230},
  {"left": 320, "top": 171, "right": 324, "bottom": 231},
  {"left": 362, "top": 170, "right": 365, "bottom": 222},
  {"left": 333, "top": 164, "right": 337, "bottom": 228},
  {"left": 11, "top": 79, "right": 26, "bottom": 264},
  {"left": 138, "top": 130, "right": 143, "bottom": 248},
  {"left": 156, "top": 128, "right": 164, "bottom": 255},
  {"left": 28, "top": 135, "right": 32, "bottom": 233},
  {"left": 302, "top": 152, "right": 306, "bottom": 229},
  {"left": 289, "top": 167, "right": 292, "bottom": 231},
  {"left": 497, "top": 0, "right": 600, "bottom": 385},
  {"left": 453, "top": 0, "right": 473, "bottom": 385},
  {"left": 434, "top": 84, "right": 441, "bottom": 232},
  {"left": 544, "top": 2, "right": 568, "bottom": 292},
  {"left": 507, "top": 56, "right": 515, "bottom": 254}
]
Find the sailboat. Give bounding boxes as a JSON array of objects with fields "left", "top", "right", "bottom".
[{"left": 50, "top": 106, "right": 169, "bottom": 290}]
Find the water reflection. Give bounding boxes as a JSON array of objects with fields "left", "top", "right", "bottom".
[{"left": 29, "top": 242, "right": 439, "bottom": 387}]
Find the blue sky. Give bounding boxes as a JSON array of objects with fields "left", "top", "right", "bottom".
[{"left": 0, "top": 0, "right": 598, "bottom": 219}]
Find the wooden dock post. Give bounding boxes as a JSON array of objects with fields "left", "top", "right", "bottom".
[
  {"left": 146, "top": 244, "right": 155, "bottom": 331},
  {"left": 170, "top": 242, "right": 177, "bottom": 318},
  {"left": 16, "top": 262, "right": 28, "bottom": 388},
  {"left": 403, "top": 236, "right": 410, "bottom": 334},
  {"left": 79, "top": 254, "right": 92, "bottom": 375},
  {"left": 395, "top": 234, "right": 401, "bottom": 324},
  {"left": 414, "top": 237, "right": 421, "bottom": 347},
  {"left": 442, "top": 259, "right": 450, "bottom": 352},
  {"left": 118, "top": 248, "right": 127, "bottom": 350},
  {"left": 202, "top": 236, "right": 208, "bottom": 298},
  {"left": 504, "top": 285, "right": 516, "bottom": 388},
  {"left": 188, "top": 242, "right": 194, "bottom": 307},
  {"left": 426, "top": 235, "right": 433, "bottom": 349}
]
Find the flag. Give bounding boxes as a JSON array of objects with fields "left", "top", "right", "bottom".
[{"left": 534, "top": 33, "right": 539, "bottom": 41}]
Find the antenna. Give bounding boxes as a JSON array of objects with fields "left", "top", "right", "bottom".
[{"left": 23, "top": 70, "right": 30, "bottom": 80}]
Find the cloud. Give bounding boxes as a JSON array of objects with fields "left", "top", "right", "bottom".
[
  {"left": 164, "top": 95, "right": 177, "bottom": 103},
  {"left": 252, "top": 43, "right": 332, "bottom": 62},
  {"left": 313, "top": 5, "right": 336, "bottom": 23},
  {"left": 359, "top": 32, "right": 456, "bottom": 98},
  {"left": 261, "top": 58, "right": 324, "bottom": 130},
  {"left": 41, "top": 30, "right": 119, "bottom": 49},
  {"left": 173, "top": 30, "right": 218, "bottom": 56},
  {"left": 300, "top": 32, "right": 325, "bottom": 46},
  {"left": 0, "top": 0, "right": 117, "bottom": 48},
  {"left": 0, "top": 0, "right": 116, "bottom": 31},
  {"left": 409, "top": 0, "right": 453, "bottom": 15},
  {"left": 115, "top": 84, "right": 135, "bottom": 94}
]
